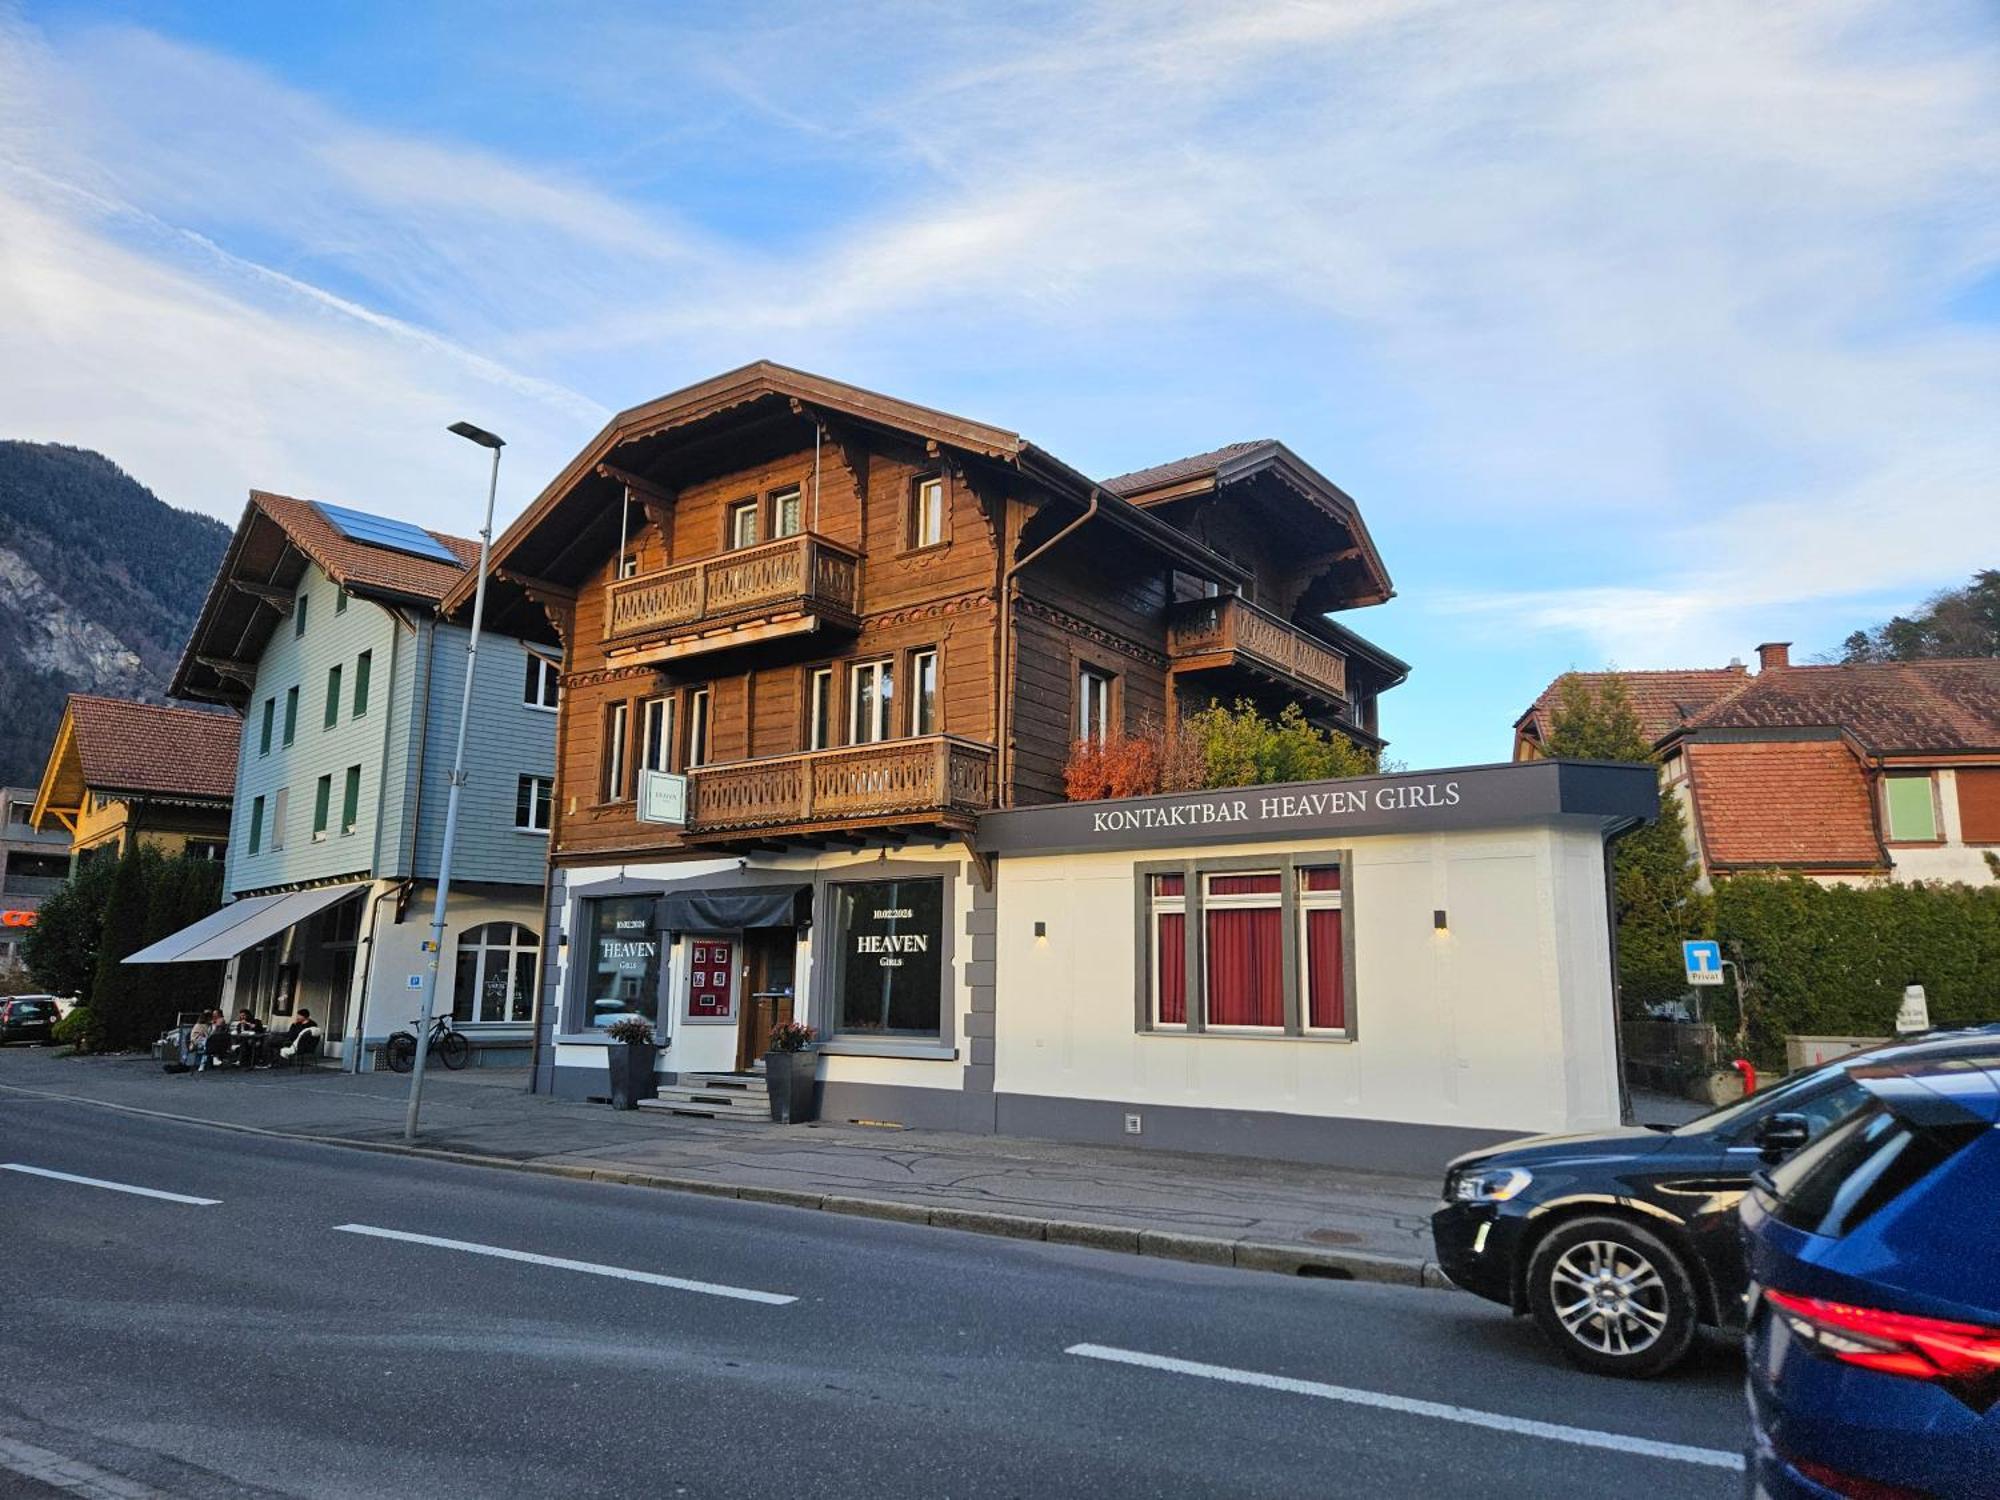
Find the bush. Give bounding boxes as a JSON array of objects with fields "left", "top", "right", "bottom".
[
  {"left": 84, "top": 846, "right": 225, "bottom": 1052},
  {"left": 1063, "top": 700, "right": 1376, "bottom": 801},
  {"left": 21, "top": 856, "right": 119, "bottom": 1002},
  {"left": 51, "top": 1005, "right": 97, "bottom": 1051}
]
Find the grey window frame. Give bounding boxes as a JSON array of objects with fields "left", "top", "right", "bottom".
[
  {"left": 810, "top": 860, "right": 958, "bottom": 1060},
  {"left": 1132, "top": 849, "right": 1356, "bottom": 1042}
]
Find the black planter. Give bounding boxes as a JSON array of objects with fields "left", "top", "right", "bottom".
[
  {"left": 607, "top": 1040, "right": 659, "bottom": 1110},
  {"left": 764, "top": 1049, "right": 818, "bottom": 1124}
]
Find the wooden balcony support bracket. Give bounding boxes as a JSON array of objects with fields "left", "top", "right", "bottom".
[
  {"left": 595, "top": 463, "right": 677, "bottom": 511},
  {"left": 790, "top": 399, "right": 871, "bottom": 510},
  {"left": 229, "top": 580, "right": 294, "bottom": 615}
]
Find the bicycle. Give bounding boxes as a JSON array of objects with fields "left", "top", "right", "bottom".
[{"left": 383, "top": 1013, "right": 472, "bottom": 1073}]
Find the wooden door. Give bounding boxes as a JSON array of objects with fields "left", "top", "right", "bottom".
[{"left": 737, "top": 928, "right": 796, "bottom": 1071}]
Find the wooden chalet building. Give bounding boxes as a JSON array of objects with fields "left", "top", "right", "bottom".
[{"left": 452, "top": 363, "right": 1406, "bottom": 1111}]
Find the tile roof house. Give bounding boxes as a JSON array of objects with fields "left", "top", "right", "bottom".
[
  {"left": 1513, "top": 666, "right": 1750, "bottom": 757},
  {"left": 1518, "top": 643, "right": 2000, "bottom": 887},
  {"left": 30, "top": 694, "right": 240, "bottom": 864}
]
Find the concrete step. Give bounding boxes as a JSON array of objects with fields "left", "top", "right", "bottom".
[{"left": 637, "top": 1078, "right": 770, "bottom": 1122}]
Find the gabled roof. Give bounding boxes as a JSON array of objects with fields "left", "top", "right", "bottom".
[
  {"left": 1670, "top": 660, "right": 2000, "bottom": 756},
  {"left": 1682, "top": 739, "right": 1886, "bottom": 873},
  {"left": 1100, "top": 441, "right": 1274, "bottom": 497},
  {"left": 174, "top": 492, "right": 477, "bottom": 706},
  {"left": 1515, "top": 667, "right": 1751, "bottom": 751},
  {"left": 32, "top": 694, "right": 238, "bottom": 829}
]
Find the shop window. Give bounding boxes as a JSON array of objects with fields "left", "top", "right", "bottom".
[
  {"left": 807, "top": 667, "right": 833, "bottom": 751},
  {"left": 850, "top": 659, "right": 894, "bottom": 744},
  {"left": 524, "top": 653, "right": 560, "bottom": 711},
  {"left": 324, "top": 664, "right": 342, "bottom": 729},
  {"left": 353, "top": 651, "right": 371, "bottom": 718},
  {"left": 516, "top": 774, "right": 552, "bottom": 832},
  {"left": 640, "top": 697, "right": 674, "bottom": 774},
  {"left": 1077, "top": 666, "right": 1114, "bottom": 745},
  {"left": 728, "top": 498, "right": 759, "bottom": 550},
  {"left": 1884, "top": 775, "right": 1937, "bottom": 841},
  {"left": 909, "top": 476, "right": 945, "bottom": 549},
  {"left": 911, "top": 649, "right": 938, "bottom": 736},
  {"left": 1204, "top": 873, "right": 1284, "bottom": 1029},
  {"left": 453, "top": 922, "right": 540, "bottom": 1025},
  {"left": 686, "top": 688, "right": 711, "bottom": 768},
  {"left": 770, "top": 486, "right": 803, "bottom": 539},
  {"left": 283, "top": 686, "right": 298, "bottom": 748},
  {"left": 575, "top": 897, "right": 660, "bottom": 1031},
  {"left": 828, "top": 877, "right": 945, "bottom": 1038}
]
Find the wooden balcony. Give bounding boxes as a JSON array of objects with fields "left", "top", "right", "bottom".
[
  {"left": 685, "top": 735, "right": 997, "bottom": 840},
  {"left": 603, "top": 532, "right": 861, "bottom": 662},
  {"left": 1166, "top": 595, "right": 1348, "bottom": 704}
]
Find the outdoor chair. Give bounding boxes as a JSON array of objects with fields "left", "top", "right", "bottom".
[{"left": 275, "top": 1028, "right": 323, "bottom": 1074}]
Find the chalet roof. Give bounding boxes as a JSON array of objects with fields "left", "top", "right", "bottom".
[
  {"left": 1515, "top": 668, "right": 1750, "bottom": 750},
  {"left": 173, "top": 492, "right": 477, "bottom": 706},
  {"left": 32, "top": 694, "right": 238, "bottom": 831},
  {"left": 1682, "top": 739, "right": 1885, "bottom": 872},
  {"left": 1671, "top": 660, "right": 2000, "bottom": 756},
  {"left": 1100, "top": 441, "right": 1274, "bottom": 497}
]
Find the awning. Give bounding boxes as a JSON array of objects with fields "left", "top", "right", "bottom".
[
  {"left": 657, "top": 883, "right": 811, "bottom": 934},
  {"left": 123, "top": 882, "right": 370, "bottom": 964}
]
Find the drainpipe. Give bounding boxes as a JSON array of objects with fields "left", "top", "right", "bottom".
[
  {"left": 403, "top": 617, "right": 439, "bottom": 878},
  {"left": 995, "top": 486, "right": 1101, "bottom": 799},
  {"left": 348, "top": 882, "right": 404, "bottom": 1073}
]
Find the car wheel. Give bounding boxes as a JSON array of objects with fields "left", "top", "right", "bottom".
[{"left": 1525, "top": 1215, "right": 1698, "bottom": 1378}]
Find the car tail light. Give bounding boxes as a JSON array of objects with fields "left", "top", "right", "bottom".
[
  {"left": 1789, "top": 1455, "right": 1930, "bottom": 1500},
  {"left": 1766, "top": 1288, "right": 2000, "bottom": 1411}
]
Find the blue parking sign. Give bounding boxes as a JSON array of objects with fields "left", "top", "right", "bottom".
[{"left": 1683, "top": 939, "right": 1724, "bottom": 986}]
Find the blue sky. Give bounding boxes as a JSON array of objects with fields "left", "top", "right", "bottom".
[{"left": 2, "top": 1, "right": 1995, "bottom": 768}]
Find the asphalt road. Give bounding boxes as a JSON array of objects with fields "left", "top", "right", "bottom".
[{"left": 0, "top": 1091, "right": 1749, "bottom": 1499}]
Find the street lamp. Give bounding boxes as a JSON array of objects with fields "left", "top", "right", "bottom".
[{"left": 404, "top": 420, "right": 504, "bottom": 1141}]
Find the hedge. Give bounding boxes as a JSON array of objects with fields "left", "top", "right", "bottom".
[{"left": 1712, "top": 874, "right": 2000, "bottom": 1063}]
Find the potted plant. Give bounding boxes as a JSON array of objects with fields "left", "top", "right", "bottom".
[
  {"left": 604, "top": 1017, "right": 661, "bottom": 1110},
  {"left": 764, "top": 1020, "right": 818, "bottom": 1124}
]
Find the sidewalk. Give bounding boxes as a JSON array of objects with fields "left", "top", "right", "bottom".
[{"left": 0, "top": 1048, "right": 1469, "bottom": 1286}]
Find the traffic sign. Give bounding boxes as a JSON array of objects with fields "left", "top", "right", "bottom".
[
  {"left": 1895, "top": 984, "right": 1930, "bottom": 1034},
  {"left": 1683, "top": 940, "right": 1724, "bottom": 987}
]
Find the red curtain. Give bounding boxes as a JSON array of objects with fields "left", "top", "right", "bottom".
[
  {"left": 1306, "top": 908, "right": 1345, "bottom": 1030},
  {"left": 1206, "top": 907, "right": 1283, "bottom": 1026},
  {"left": 1156, "top": 911, "right": 1186, "bottom": 1024}
]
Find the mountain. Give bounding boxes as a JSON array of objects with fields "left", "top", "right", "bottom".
[{"left": 0, "top": 442, "right": 232, "bottom": 786}]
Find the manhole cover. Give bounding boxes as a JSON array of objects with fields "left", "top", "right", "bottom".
[{"left": 1305, "top": 1228, "right": 1364, "bottom": 1247}]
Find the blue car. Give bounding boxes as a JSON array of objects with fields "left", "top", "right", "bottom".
[{"left": 1740, "top": 1046, "right": 2000, "bottom": 1498}]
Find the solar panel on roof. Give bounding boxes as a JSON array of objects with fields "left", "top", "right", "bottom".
[{"left": 312, "top": 501, "right": 463, "bottom": 566}]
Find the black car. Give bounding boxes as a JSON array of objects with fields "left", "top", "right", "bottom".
[
  {"left": 0, "top": 997, "right": 61, "bottom": 1045},
  {"left": 1430, "top": 1027, "right": 2000, "bottom": 1378}
]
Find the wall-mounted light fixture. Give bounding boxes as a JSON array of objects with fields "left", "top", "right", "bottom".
[
  {"left": 1033, "top": 921, "right": 1047, "bottom": 939},
  {"left": 1433, "top": 909, "right": 1449, "bottom": 932}
]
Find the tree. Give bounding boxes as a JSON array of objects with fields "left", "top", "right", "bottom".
[
  {"left": 1839, "top": 569, "right": 2000, "bottom": 663},
  {"left": 1543, "top": 673, "right": 1709, "bottom": 1016},
  {"left": 20, "top": 856, "right": 120, "bottom": 1001},
  {"left": 87, "top": 845, "right": 160, "bottom": 1051}
]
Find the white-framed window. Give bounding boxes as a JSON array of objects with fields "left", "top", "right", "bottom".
[
  {"left": 617, "top": 553, "right": 640, "bottom": 580},
  {"left": 515, "top": 774, "right": 552, "bottom": 833},
  {"left": 640, "top": 696, "right": 674, "bottom": 774},
  {"left": 603, "top": 701, "right": 629, "bottom": 802},
  {"left": 1141, "top": 861, "right": 1349, "bottom": 1038},
  {"left": 524, "top": 653, "right": 560, "bottom": 711},
  {"left": 1148, "top": 872, "right": 1187, "bottom": 1029},
  {"left": 910, "top": 476, "right": 945, "bottom": 548},
  {"left": 1078, "top": 665, "right": 1114, "bottom": 745},
  {"left": 1298, "top": 866, "right": 1347, "bottom": 1034},
  {"left": 1202, "top": 872, "right": 1285, "bottom": 1031},
  {"left": 771, "top": 486, "right": 803, "bottom": 539},
  {"left": 451, "top": 922, "right": 540, "bottom": 1025},
  {"left": 808, "top": 667, "right": 833, "bottom": 751},
  {"left": 686, "top": 688, "right": 710, "bottom": 768},
  {"left": 728, "top": 498, "right": 759, "bottom": 550},
  {"left": 911, "top": 648, "right": 939, "bottom": 736},
  {"left": 850, "top": 659, "right": 894, "bottom": 744}
]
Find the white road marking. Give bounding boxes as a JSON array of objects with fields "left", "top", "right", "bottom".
[
  {"left": 1065, "top": 1343, "right": 1745, "bottom": 1472},
  {"left": 0, "top": 1163, "right": 219, "bottom": 1206},
  {"left": 0, "top": 1433, "right": 174, "bottom": 1499},
  {"left": 333, "top": 1223, "right": 797, "bottom": 1305}
]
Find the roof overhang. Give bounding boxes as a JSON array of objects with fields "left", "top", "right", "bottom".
[{"left": 28, "top": 707, "right": 82, "bottom": 832}]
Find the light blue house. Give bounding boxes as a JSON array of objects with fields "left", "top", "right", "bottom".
[{"left": 131, "top": 492, "right": 557, "bottom": 1068}]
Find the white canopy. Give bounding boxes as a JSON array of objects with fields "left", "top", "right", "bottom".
[{"left": 122, "top": 882, "right": 369, "bottom": 964}]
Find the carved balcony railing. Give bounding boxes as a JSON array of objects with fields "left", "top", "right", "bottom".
[
  {"left": 603, "top": 533, "right": 861, "bottom": 651},
  {"left": 1165, "top": 595, "right": 1348, "bottom": 703},
  {"left": 686, "top": 736, "right": 997, "bottom": 837}
]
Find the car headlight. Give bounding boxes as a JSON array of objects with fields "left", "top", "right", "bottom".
[{"left": 1450, "top": 1166, "right": 1533, "bottom": 1203}]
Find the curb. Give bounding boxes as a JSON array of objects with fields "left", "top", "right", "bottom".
[{"left": 0, "top": 1079, "right": 1452, "bottom": 1291}]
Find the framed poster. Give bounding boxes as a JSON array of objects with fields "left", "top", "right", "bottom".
[{"left": 687, "top": 938, "right": 736, "bottom": 1021}]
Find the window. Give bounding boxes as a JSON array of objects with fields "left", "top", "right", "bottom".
[
  {"left": 259, "top": 698, "right": 275, "bottom": 756},
  {"left": 283, "top": 686, "right": 298, "bottom": 747},
  {"left": 353, "top": 651, "right": 371, "bottom": 717},
  {"left": 686, "top": 688, "right": 710, "bottom": 768},
  {"left": 850, "top": 659, "right": 894, "bottom": 744},
  {"left": 602, "top": 701, "right": 630, "bottom": 802},
  {"left": 808, "top": 667, "right": 833, "bottom": 751},
  {"left": 1961, "top": 768, "right": 2000, "bottom": 844},
  {"left": 1884, "top": 774, "right": 1938, "bottom": 841},
  {"left": 770, "top": 486, "right": 803, "bottom": 539},
  {"left": 911, "top": 649, "right": 938, "bottom": 736},
  {"left": 294, "top": 592, "right": 309, "bottom": 639},
  {"left": 1204, "top": 873, "right": 1284, "bottom": 1029},
  {"left": 515, "top": 775, "right": 552, "bottom": 832},
  {"left": 728, "top": 498, "right": 759, "bottom": 550},
  {"left": 335, "top": 590, "right": 347, "bottom": 615},
  {"left": 524, "top": 653, "right": 560, "bottom": 711},
  {"left": 910, "top": 476, "right": 945, "bottom": 548},
  {"left": 1148, "top": 873, "right": 1186, "bottom": 1027},
  {"left": 639, "top": 697, "right": 674, "bottom": 774},
  {"left": 186, "top": 840, "right": 226, "bottom": 863},
  {"left": 617, "top": 553, "right": 640, "bottom": 581},
  {"left": 1300, "top": 866, "right": 1346, "bottom": 1032},
  {"left": 271, "top": 788, "right": 288, "bottom": 851},
  {"left": 577, "top": 896, "right": 660, "bottom": 1031},
  {"left": 324, "top": 664, "right": 342, "bottom": 729},
  {"left": 1078, "top": 666, "right": 1114, "bottom": 745},
  {"left": 248, "top": 796, "right": 265, "bottom": 855},
  {"left": 829, "top": 877, "right": 946, "bottom": 1038},
  {"left": 312, "top": 775, "right": 331, "bottom": 840},
  {"left": 453, "top": 922, "right": 540, "bottom": 1025},
  {"left": 340, "top": 765, "right": 361, "bottom": 836}
]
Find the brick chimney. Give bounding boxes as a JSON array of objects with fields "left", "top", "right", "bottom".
[{"left": 1756, "top": 641, "right": 1791, "bottom": 673}]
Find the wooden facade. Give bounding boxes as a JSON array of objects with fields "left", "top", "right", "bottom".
[{"left": 451, "top": 365, "right": 1405, "bottom": 866}]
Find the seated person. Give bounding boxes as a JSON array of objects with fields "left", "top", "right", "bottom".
[
  {"left": 181, "top": 1014, "right": 213, "bottom": 1071},
  {"left": 276, "top": 1008, "right": 319, "bottom": 1063},
  {"left": 203, "top": 1009, "right": 237, "bottom": 1068},
  {"left": 227, "top": 1008, "right": 264, "bottom": 1067}
]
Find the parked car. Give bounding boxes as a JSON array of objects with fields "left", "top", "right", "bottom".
[
  {"left": 1741, "top": 1049, "right": 2000, "bottom": 1499},
  {"left": 0, "top": 996, "right": 61, "bottom": 1045},
  {"left": 1430, "top": 1026, "right": 2000, "bottom": 1378}
]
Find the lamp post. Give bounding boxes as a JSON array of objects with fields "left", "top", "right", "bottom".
[{"left": 404, "top": 420, "right": 504, "bottom": 1141}]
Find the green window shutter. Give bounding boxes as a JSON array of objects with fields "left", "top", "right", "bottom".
[
  {"left": 249, "top": 796, "right": 264, "bottom": 855},
  {"left": 325, "top": 665, "right": 342, "bottom": 729},
  {"left": 284, "top": 687, "right": 298, "bottom": 746},
  {"left": 313, "top": 775, "right": 331, "bottom": 836},
  {"left": 294, "top": 593, "right": 309, "bottom": 638},
  {"left": 260, "top": 699, "right": 274, "bottom": 755},
  {"left": 1884, "top": 775, "right": 1937, "bottom": 841},
  {"left": 341, "top": 765, "right": 361, "bottom": 834},
  {"left": 353, "top": 651, "right": 372, "bottom": 717}
]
